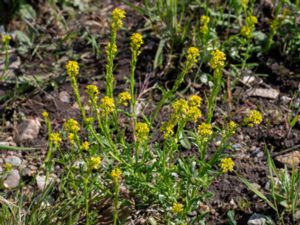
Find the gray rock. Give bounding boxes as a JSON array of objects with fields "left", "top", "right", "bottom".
[
  {"left": 247, "top": 213, "right": 275, "bottom": 225},
  {"left": 59, "top": 91, "right": 70, "bottom": 103},
  {"left": 36, "top": 175, "right": 54, "bottom": 190},
  {"left": 294, "top": 210, "right": 300, "bottom": 221},
  {"left": 18, "top": 118, "right": 41, "bottom": 141},
  {"left": 5, "top": 156, "right": 22, "bottom": 166},
  {"left": 3, "top": 170, "right": 20, "bottom": 189}
]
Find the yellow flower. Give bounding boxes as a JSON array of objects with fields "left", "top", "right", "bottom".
[
  {"left": 86, "top": 84, "right": 99, "bottom": 98},
  {"left": 111, "top": 168, "right": 122, "bottom": 181},
  {"left": 89, "top": 156, "right": 101, "bottom": 170},
  {"left": 81, "top": 141, "right": 89, "bottom": 151},
  {"left": 200, "top": 24, "right": 209, "bottom": 36},
  {"left": 200, "top": 15, "right": 210, "bottom": 25},
  {"left": 42, "top": 111, "right": 49, "bottom": 118},
  {"left": 209, "top": 49, "right": 226, "bottom": 70},
  {"left": 186, "top": 47, "right": 200, "bottom": 67},
  {"left": 118, "top": 91, "right": 131, "bottom": 106},
  {"left": 198, "top": 123, "right": 213, "bottom": 138},
  {"left": 65, "top": 119, "right": 80, "bottom": 133},
  {"left": 244, "top": 110, "right": 263, "bottom": 127},
  {"left": 130, "top": 33, "right": 144, "bottom": 50},
  {"left": 135, "top": 122, "right": 150, "bottom": 142},
  {"left": 100, "top": 96, "right": 115, "bottom": 115},
  {"left": 187, "top": 106, "right": 202, "bottom": 122},
  {"left": 161, "top": 121, "right": 175, "bottom": 139},
  {"left": 219, "top": 157, "right": 234, "bottom": 173},
  {"left": 65, "top": 60, "right": 79, "bottom": 77},
  {"left": 112, "top": 8, "right": 126, "bottom": 30},
  {"left": 85, "top": 117, "right": 94, "bottom": 124},
  {"left": 241, "top": 25, "right": 252, "bottom": 39},
  {"left": 172, "top": 202, "right": 184, "bottom": 214},
  {"left": 49, "top": 132, "right": 62, "bottom": 144},
  {"left": 1, "top": 34, "right": 11, "bottom": 44},
  {"left": 105, "top": 42, "right": 118, "bottom": 56},
  {"left": 3, "top": 163, "right": 12, "bottom": 171},
  {"left": 228, "top": 121, "right": 237, "bottom": 134},
  {"left": 68, "top": 133, "right": 75, "bottom": 144},
  {"left": 188, "top": 95, "right": 202, "bottom": 107},
  {"left": 246, "top": 15, "right": 258, "bottom": 26},
  {"left": 241, "top": 0, "right": 248, "bottom": 9},
  {"left": 172, "top": 98, "right": 189, "bottom": 118}
]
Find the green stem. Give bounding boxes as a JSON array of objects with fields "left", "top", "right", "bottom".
[
  {"left": 113, "top": 181, "right": 119, "bottom": 225},
  {"left": 207, "top": 69, "right": 222, "bottom": 123},
  {"left": 84, "top": 177, "right": 90, "bottom": 225},
  {"left": 71, "top": 77, "right": 86, "bottom": 122},
  {"left": 106, "top": 31, "right": 117, "bottom": 98}
]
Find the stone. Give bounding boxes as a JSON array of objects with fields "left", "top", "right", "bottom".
[
  {"left": 246, "top": 88, "right": 279, "bottom": 99},
  {"left": 36, "top": 175, "right": 54, "bottom": 191},
  {"left": 3, "top": 170, "right": 20, "bottom": 189},
  {"left": 294, "top": 210, "right": 300, "bottom": 221},
  {"left": 59, "top": 91, "right": 70, "bottom": 103},
  {"left": 247, "top": 213, "right": 275, "bottom": 225},
  {"left": 242, "top": 75, "right": 256, "bottom": 85},
  {"left": 275, "top": 151, "right": 300, "bottom": 168},
  {"left": 5, "top": 156, "right": 22, "bottom": 166},
  {"left": 18, "top": 118, "right": 41, "bottom": 141}
]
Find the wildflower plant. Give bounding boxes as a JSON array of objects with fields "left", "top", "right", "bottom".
[{"left": 31, "top": 7, "right": 266, "bottom": 225}]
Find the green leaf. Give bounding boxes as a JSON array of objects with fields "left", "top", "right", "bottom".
[
  {"left": 238, "top": 174, "right": 277, "bottom": 211},
  {"left": 19, "top": 4, "right": 36, "bottom": 21},
  {"left": 0, "top": 145, "right": 37, "bottom": 151}
]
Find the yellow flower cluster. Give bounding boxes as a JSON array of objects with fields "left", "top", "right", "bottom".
[
  {"left": 172, "top": 98, "right": 189, "bottom": 116},
  {"left": 65, "top": 119, "right": 80, "bottom": 133},
  {"left": 111, "top": 167, "right": 122, "bottom": 181},
  {"left": 135, "top": 122, "right": 150, "bottom": 142},
  {"left": 130, "top": 33, "right": 144, "bottom": 51},
  {"left": 188, "top": 95, "right": 202, "bottom": 107},
  {"left": 112, "top": 8, "right": 126, "bottom": 31},
  {"left": 3, "top": 163, "right": 12, "bottom": 171},
  {"left": 86, "top": 84, "right": 99, "bottom": 98},
  {"left": 186, "top": 47, "right": 200, "bottom": 67},
  {"left": 161, "top": 95, "right": 203, "bottom": 139},
  {"left": 68, "top": 133, "right": 75, "bottom": 144},
  {"left": 241, "top": 0, "right": 248, "bottom": 9},
  {"left": 118, "top": 91, "right": 131, "bottom": 106},
  {"left": 209, "top": 49, "right": 226, "bottom": 70},
  {"left": 89, "top": 156, "right": 101, "bottom": 170},
  {"left": 241, "top": 15, "right": 258, "bottom": 39},
  {"left": 172, "top": 202, "right": 184, "bottom": 214},
  {"left": 219, "top": 157, "right": 234, "bottom": 173},
  {"left": 81, "top": 141, "right": 89, "bottom": 151},
  {"left": 160, "top": 121, "right": 175, "bottom": 139},
  {"left": 227, "top": 120, "right": 237, "bottom": 135},
  {"left": 49, "top": 132, "right": 62, "bottom": 144},
  {"left": 246, "top": 16, "right": 258, "bottom": 26},
  {"left": 65, "top": 60, "right": 79, "bottom": 77},
  {"left": 200, "top": 15, "right": 210, "bottom": 36},
  {"left": 42, "top": 111, "right": 49, "bottom": 119},
  {"left": 2, "top": 34, "right": 11, "bottom": 44},
  {"left": 244, "top": 110, "right": 263, "bottom": 127},
  {"left": 105, "top": 42, "right": 118, "bottom": 56},
  {"left": 198, "top": 123, "right": 213, "bottom": 138},
  {"left": 100, "top": 96, "right": 115, "bottom": 115},
  {"left": 241, "top": 26, "right": 252, "bottom": 39}
]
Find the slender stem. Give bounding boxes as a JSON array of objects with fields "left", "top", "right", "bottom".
[
  {"left": 113, "top": 181, "right": 119, "bottom": 225},
  {"left": 71, "top": 77, "right": 86, "bottom": 122}
]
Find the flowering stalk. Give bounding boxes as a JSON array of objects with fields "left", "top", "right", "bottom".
[
  {"left": 206, "top": 49, "right": 226, "bottom": 123},
  {"left": 106, "top": 8, "right": 125, "bottom": 98},
  {"left": 111, "top": 168, "right": 122, "bottom": 225},
  {"left": 66, "top": 61, "right": 86, "bottom": 122},
  {"left": 130, "top": 33, "right": 144, "bottom": 130},
  {"left": 152, "top": 47, "right": 200, "bottom": 122},
  {"left": 1, "top": 34, "right": 11, "bottom": 72}
]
